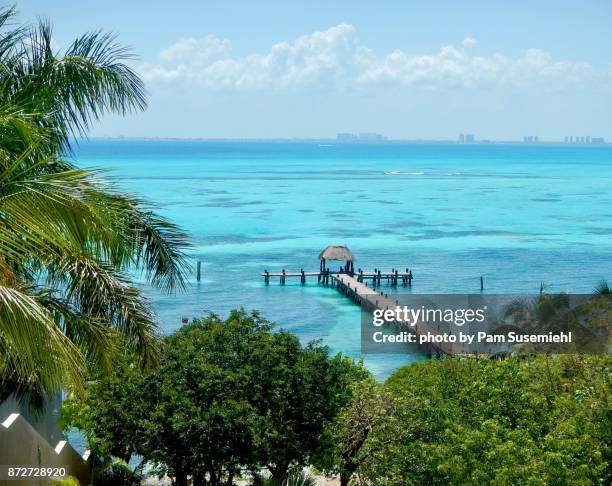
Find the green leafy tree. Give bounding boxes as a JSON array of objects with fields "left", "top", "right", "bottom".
[
  {"left": 61, "top": 359, "right": 149, "bottom": 463},
  {"left": 357, "top": 355, "right": 611, "bottom": 485},
  {"left": 250, "top": 333, "right": 366, "bottom": 482},
  {"left": 63, "top": 310, "right": 362, "bottom": 485},
  {"left": 315, "top": 376, "right": 396, "bottom": 486},
  {"left": 142, "top": 312, "right": 263, "bottom": 486},
  {"left": 0, "top": 6, "right": 189, "bottom": 406}
]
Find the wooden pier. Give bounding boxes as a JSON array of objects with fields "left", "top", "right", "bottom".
[
  {"left": 260, "top": 245, "right": 473, "bottom": 356},
  {"left": 260, "top": 268, "right": 413, "bottom": 286},
  {"left": 331, "top": 273, "right": 471, "bottom": 356},
  {"left": 260, "top": 269, "right": 471, "bottom": 356}
]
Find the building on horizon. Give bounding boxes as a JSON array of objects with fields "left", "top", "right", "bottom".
[
  {"left": 336, "top": 133, "right": 359, "bottom": 141},
  {"left": 564, "top": 135, "right": 604, "bottom": 144},
  {"left": 336, "top": 132, "right": 387, "bottom": 142},
  {"left": 459, "top": 133, "right": 475, "bottom": 143},
  {"left": 358, "top": 132, "right": 387, "bottom": 141},
  {"left": 523, "top": 135, "right": 539, "bottom": 143}
]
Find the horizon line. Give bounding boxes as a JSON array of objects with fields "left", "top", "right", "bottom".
[{"left": 77, "top": 136, "right": 610, "bottom": 145}]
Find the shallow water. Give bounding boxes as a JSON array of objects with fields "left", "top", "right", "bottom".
[{"left": 73, "top": 140, "right": 612, "bottom": 378}]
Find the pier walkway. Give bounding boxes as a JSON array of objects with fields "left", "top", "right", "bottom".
[
  {"left": 331, "top": 274, "right": 471, "bottom": 356},
  {"left": 260, "top": 268, "right": 470, "bottom": 356}
]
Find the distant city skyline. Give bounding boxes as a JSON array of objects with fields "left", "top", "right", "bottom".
[
  {"left": 19, "top": 0, "right": 612, "bottom": 139},
  {"left": 84, "top": 133, "right": 608, "bottom": 144}
]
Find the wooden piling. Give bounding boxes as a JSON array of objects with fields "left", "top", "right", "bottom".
[{"left": 196, "top": 260, "right": 202, "bottom": 282}]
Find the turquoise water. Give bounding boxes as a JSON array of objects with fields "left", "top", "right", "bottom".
[{"left": 73, "top": 140, "right": 612, "bottom": 378}]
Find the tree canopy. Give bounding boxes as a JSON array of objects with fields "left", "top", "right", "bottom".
[
  {"left": 349, "top": 355, "right": 611, "bottom": 485},
  {"left": 64, "top": 312, "right": 611, "bottom": 485},
  {"left": 62, "top": 310, "right": 366, "bottom": 486}
]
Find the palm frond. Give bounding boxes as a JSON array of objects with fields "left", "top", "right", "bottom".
[
  {"left": 29, "top": 23, "right": 145, "bottom": 142},
  {"left": 0, "top": 17, "right": 146, "bottom": 154},
  {"left": 0, "top": 6, "right": 24, "bottom": 60},
  {"left": 0, "top": 284, "right": 85, "bottom": 394},
  {"left": 126, "top": 210, "right": 191, "bottom": 292},
  {"left": 39, "top": 293, "right": 121, "bottom": 374},
  {"left": 57, "top": 257, "right": 161, "bottom": 366}
]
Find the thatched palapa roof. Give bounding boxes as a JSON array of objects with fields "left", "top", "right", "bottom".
[{"left": 319, "top": 245, "right": 354, "bottom": 261}]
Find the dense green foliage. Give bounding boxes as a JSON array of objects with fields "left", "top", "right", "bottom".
[
  {"left": 63, "top": 310, "right": 366, "bottom": 486},
  {"left": 313, "top": 376, "right": 397, "bottom": 486},
  {"left": 342, "top": 355, "right": 611, "bottom": 485},
  {"left": 65, "top": 309, "right": 610, "bottom": 486},
  {"left": 0, "top": 6, "right": 189, "bottom": 406}
]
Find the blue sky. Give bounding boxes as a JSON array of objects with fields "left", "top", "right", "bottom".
[{"left": 16, "top": 0, "right": 612, "bottom": 140}]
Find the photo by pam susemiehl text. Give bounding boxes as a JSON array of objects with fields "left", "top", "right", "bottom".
[{"left": 361, "top": 294, "right": 608, "bottom": 355}]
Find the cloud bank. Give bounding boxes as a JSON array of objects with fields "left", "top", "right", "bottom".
[{"left": 139, "top": 24, "right": 599, "bottom": 91}]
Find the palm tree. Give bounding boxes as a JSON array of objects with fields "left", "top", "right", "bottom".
[
  {"left": 0, "top": 7, "right": 189, "bottom": 406},
  {"left": 503, "top": 289, "right": 611, "bottom": 354},
  {"left": 503, "top": 293, "right": 573, "bottom": 335}
]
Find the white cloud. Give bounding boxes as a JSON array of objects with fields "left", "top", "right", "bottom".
[
  {"left": 358, "top": 46, "right": 593, "bottom": 89},
  {"left": 159, "top": 35, "right": 230, "bottom": 63},
  {"left": 462, "top": 37, "right": 477, "bottom": 49},
  {"left": 138, "top": 64, "right": 183, "bottom": 82},
  {"left": 199, "top": 24, "right": 358, "bottom": 90},
  {"left": 139, "top": 25, "right": 598, "bottom": 92},
  {"left": 140, "top": 34, "right": 231, "bottom": 82}
]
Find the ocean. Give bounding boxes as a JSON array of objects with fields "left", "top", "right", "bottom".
[{"left": 72, "top": 140, "right": 612, "bottom": 378}]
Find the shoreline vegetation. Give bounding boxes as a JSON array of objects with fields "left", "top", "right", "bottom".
[
  {"left": 0, "top": 5, "right": 610, "bottom": 486},
  {"left": 62, "top": 310, "right": 611, "bottom": 486}
]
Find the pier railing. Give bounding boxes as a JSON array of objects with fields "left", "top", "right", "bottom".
[{"left": 261, "top": 267, "right": 413, "bottom": 287}]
